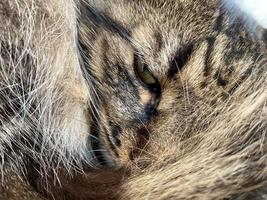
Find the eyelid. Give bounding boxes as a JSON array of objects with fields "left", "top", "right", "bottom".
[{"left": 133, "top": 53, "right": 161, "bottom": 94}]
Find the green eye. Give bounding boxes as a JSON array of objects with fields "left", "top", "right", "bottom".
[
  {"left": 135, "top": 56, "right": 157, "bottom": 86},
  {"left": 134, "top": 54, "right": 161, "bottom": 94}
]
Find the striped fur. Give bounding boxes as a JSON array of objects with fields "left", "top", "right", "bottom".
[{"left": 0, "top": 0, "right": 266, "bottom": 199}]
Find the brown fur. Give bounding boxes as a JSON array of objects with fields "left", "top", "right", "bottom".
[{"left": 0, "top": 0, "right": 266, "bottom": 199}]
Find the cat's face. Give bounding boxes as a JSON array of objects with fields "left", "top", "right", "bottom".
[{"left": 77, "top": 0, "right": 220, "bottom": 166}]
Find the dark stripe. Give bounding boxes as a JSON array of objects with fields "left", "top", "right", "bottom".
[
  {"left": 213, "top": 7, "right": 224, "bottom": 32},
  {"left": 88, "top": 106, "right": 107, "bottom": 165},
  {"left": 201, "top": 6, "right": 224, "bottom": 86},
  {"left": 154, "top": 31, "right": 163, "bottom": 53},
  {"left": 214, "top": 70, "right": 228, "bottom": 86},
  {"left": 204, "top": 37, "right": 216, "bottom": 77},
  {"left": 144, "top": 98, "right": 159, "bottom": 118},
  {"left": 83, "top": 4, "right": 131, "bottom": 42},
  {"left": 130, "top": 127, "right": 150, "bottom": 161},
  {"left": 224, "top": 18, "right": 241, "bottom": 39},
  {"left": 111, "top": 124, "right": 122, "bottom": 147},
  {"left": 167, "top": 44, "right": 193, "bottom": 79}
]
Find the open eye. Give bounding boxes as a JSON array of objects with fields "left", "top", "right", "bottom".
[{"left": 134, "top": 54, "right": 159, "bottom": 92}]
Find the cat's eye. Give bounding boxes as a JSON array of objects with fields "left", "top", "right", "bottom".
[
  {"left": 134, "top": 54, "right": 160, "bottom": 94},
  {"left": 134, "top": 55, "right": 156, "bottom": 85},
  {"left": 136, "top": 62, "right": 156, "bottom": 85}
]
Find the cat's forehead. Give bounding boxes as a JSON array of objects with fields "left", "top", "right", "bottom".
[
  {"left": 130, "top": 25, "right": 182, "bottom": 75},
  {"left": 85, "top": 0, "right": 218, "bottom": 76}
]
